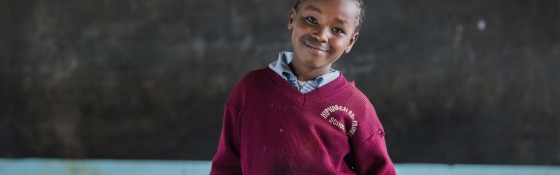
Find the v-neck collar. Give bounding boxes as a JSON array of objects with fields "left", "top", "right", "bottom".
[{"left": 265, "top": 68, "right": 349, "bottom": 106}]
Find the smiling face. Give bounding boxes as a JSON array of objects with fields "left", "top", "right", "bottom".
[{"left": 288, "top": 0, "right": 361, "bottom": 80}]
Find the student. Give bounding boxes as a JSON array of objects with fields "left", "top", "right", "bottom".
[{"left": 210, "top": 0, "right": 396, "bottom": 174}]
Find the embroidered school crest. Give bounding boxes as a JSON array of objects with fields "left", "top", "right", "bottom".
[{"left": 320, "top": 105, "right": 358, "bottom": 137}]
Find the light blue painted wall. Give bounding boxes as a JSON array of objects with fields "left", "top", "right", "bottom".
[{"left": 1, "top": 158, "right": 559, "bottom": 175}]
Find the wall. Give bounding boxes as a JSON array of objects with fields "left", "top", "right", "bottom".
[{"left": 1, "top": 0, "right": 559, "bottom": 164}]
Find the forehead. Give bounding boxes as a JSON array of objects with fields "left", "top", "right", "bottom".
[{"left": 297, "top": 0, "right": 360, "bottom": 25}]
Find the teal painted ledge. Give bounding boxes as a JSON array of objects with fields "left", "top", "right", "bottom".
[{"left": 1, "top": 158, "right": 560, "bottom": 175}]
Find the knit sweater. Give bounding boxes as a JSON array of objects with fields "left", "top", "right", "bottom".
[{"left": 210, "top": 68, "right": 396, "bottom": 175}]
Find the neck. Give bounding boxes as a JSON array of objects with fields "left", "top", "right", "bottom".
[
  {"left": 288, "top": 62, "right": 332, "bottom": 81},
  {"left": 289, "top": 63, "right": 330, "bottom": 81}
]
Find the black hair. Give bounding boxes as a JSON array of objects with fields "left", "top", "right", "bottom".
[{"left": 292, "top": 0, "right": 365, "bottom": 34}]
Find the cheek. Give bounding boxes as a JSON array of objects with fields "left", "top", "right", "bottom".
[
  {"left": 291, "top": 32, "right": 300, "bottom": 46},
  {"left": 332, "top": 39, "right": 351, "bottom": 51}
]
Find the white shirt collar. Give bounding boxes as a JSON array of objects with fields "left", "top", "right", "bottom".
[{"left": 268, "top": 51, "right": 340, "bottom": 88}]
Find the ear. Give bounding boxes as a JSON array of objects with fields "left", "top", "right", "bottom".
[
  {"left": 345, "top": 33, "right": 359, "bottom": 53},
  {"left": 288, "top": 9, "right": 296, "bottom": 30}
]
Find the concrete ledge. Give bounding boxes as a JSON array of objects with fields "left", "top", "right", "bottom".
[
  {"left": 1, "top": 158, "right": 559, "bottom": 175},
  {"left": 0, "top": 158, "right": 210, "bottom": 175}
]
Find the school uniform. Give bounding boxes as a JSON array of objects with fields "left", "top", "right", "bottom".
[{"left": 211, "top": 52, "right": 396, "bottom": 175}]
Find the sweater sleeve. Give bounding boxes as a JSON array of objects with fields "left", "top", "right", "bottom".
[
  {"left": 350, "top": 94, "right": 396, "bottom": 175},
  {"left": 353, "top": 129, "right": 396, "bottom": 175},
  {"left": 210, "top": 103, "right": 242, "bottom": 175}
]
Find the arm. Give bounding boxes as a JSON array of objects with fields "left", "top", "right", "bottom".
[
  {"left": 353, "top": 129, "right": 396, "bottom": 175},
  {"left": 210, "top": 103, "right": 242, "bottom": 175},
  {"left": 347, "top": 93, "right": 396, "bottom": 175}
]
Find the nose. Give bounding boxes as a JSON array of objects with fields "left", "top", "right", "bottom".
[{"left": 312, "top": 27, "right": 329, "bottom": 42}]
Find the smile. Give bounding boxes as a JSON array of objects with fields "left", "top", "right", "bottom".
[{"left": 303, "top": 41, "right": 328, "bottom": 53}]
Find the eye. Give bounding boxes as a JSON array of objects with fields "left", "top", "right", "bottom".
[
  {"left": 332, "top": 28, "right": 345, "bottom": 34},
  {"left": 305, "top": 17, "right": 317, "bottom": 24}
]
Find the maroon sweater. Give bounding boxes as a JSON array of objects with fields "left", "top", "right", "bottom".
[{"left": 211, "top": 68, "right": 396, "bottom": 175}]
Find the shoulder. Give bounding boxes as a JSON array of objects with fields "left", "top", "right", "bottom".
[
  {"left": 342, "top": 82, "right": 375, "bottom": 110},
  {"left": 232, "top": 68, "right": 270, "bottom": 89},
  {"left": 226, "top": 68, "right": 269, "bottom": 105},
  {"left": 349, "top": 84, "right": 378, "bottom": 118},
  {"left": 239, "top": 68, "right": 267, "bottom": 82}
]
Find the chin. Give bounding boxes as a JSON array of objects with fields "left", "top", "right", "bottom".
[{"left": 304, "top": 60, "right": 330, "bottom": 69}]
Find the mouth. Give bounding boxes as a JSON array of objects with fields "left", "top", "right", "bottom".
[{"left": 303, "top": 41, "right": 329, "bottom": 53}]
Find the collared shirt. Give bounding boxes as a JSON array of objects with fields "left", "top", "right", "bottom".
[{"left": 268, "top": 52, "right": 340, "bottom": 94}]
